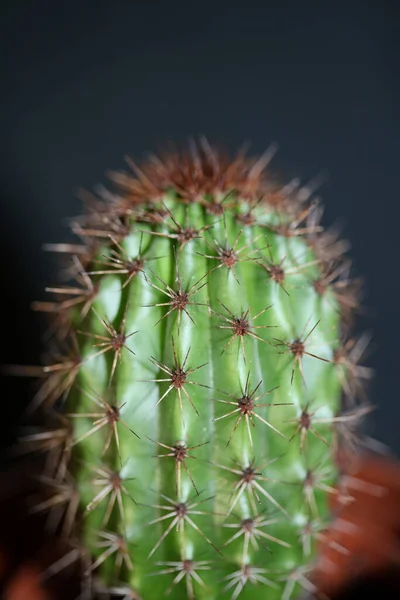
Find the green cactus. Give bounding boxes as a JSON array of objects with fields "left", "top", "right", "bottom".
[{"left": 24, "top": 141, "right": 369, "bottom": 600}]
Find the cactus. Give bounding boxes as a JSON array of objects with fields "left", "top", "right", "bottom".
[{"left": 21, "top": 141, "right": 370, "bottom": 600}]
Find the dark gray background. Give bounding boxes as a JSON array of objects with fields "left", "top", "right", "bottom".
[{"left": 0, "top": 1, "right": 398, "bottom": 456}]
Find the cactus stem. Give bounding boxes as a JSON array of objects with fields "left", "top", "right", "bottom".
[{"left": 12, "top": 141, "right": 369, "bottom": 599}]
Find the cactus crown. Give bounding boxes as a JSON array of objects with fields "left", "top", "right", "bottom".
[{"left": 23, "top": 141, "right": 370, "bottom": 600}]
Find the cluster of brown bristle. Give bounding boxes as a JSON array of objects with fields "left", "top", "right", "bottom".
[{"left": 9, "top": 140, "right": 376, "bottom": 599}]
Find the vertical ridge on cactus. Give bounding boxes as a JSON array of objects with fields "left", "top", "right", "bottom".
[{"left": 18, "top": 141, "right": 371, "bottom": 600}]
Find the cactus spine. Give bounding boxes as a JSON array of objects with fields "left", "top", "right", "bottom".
[{"left": 25, "top": 142, "right": 367, "bottom": 600}]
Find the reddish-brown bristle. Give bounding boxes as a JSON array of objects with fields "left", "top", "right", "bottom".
[{"left": 101, "top": 142, "right": 287, "bottom": 208}]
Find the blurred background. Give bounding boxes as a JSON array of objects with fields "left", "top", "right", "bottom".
[{"left": 0, "top": 0, "right": 398, "bottom": 459}]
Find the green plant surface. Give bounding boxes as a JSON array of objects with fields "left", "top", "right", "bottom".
[{"left": 25, "top": 145, "right": 368, "bottom": 600}]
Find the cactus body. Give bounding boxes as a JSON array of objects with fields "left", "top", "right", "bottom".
[{"left": 27, "top": 144, "right": 366, "bottom": 600}]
